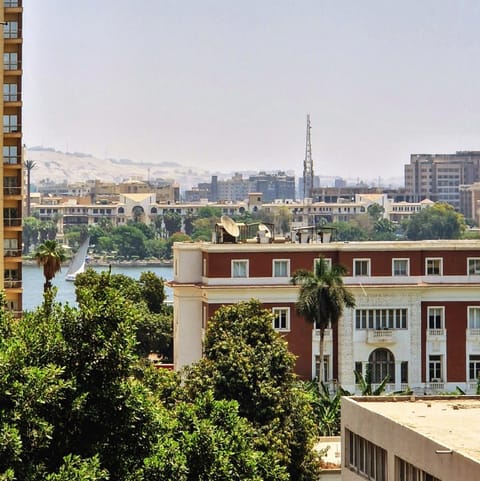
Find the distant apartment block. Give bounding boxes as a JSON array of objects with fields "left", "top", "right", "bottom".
[
  {"left": 2, "top": 0, "right": 23, "bottom": 316},
  {"left": 185, "top": 172, "right": 296, "bottom": 203},
  {"left": 405, "top": 151, "right": 480, "bottom": 212}
]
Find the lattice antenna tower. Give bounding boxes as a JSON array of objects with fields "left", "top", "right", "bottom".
[{"left": 303, "top": 114, "right": 314, "bottom": 199}]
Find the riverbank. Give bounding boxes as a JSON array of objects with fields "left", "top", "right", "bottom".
[{"left": 23, "top": 258, "right": 174, "bottom": 268}]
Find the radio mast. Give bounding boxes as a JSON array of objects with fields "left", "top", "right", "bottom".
[{"left": 302, "top": 114, "right": 314, "bottom": 199}]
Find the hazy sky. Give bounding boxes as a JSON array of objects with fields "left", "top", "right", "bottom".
[{"left": 23, "top": 0, "right": 480, "bottom": 182}]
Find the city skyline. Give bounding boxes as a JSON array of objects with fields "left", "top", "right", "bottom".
[{"left": 23, "top": 0, "right": 480, "bottom": 179}]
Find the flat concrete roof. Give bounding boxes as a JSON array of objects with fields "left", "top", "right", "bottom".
[{"left": 351, "top": 396, "right": 480, "bottom": 462}]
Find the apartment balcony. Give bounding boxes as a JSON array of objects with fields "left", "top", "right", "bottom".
[
  {"left": 3, "top": 93, "right": 21, "bottom": 107},
  {"left": 4, "top": 186, "right": 21, "bottom": 197},
  {"left": 4, "top": 217, "right": 21, "bottom": 227},
  {"left": 3, "top": 156, "right": 22, "bottom": 166},
  {"left": 5, "top": 309, "right": 22, "bottom": 319},
  {"left": 4, "top": 60, "right": 22, "bottom": 74},
  {"left": 4, "top": 248, "right": 22, "bottom": 258},
  {"left": 4, "top": 279, "right": 21, "bottom": 288},
  {"left": 3, "top": 125, "right": 21, "bottom": 138},
  {"left": 366, "top": 329, "right": 395, "bottom": 345}
]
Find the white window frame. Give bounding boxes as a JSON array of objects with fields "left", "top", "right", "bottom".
[
  {"left": 468, "top": 257, "right": 480, "bottom": 275},
  {"left": 468, "top": 306, "right": 480, "bottom": 329},
  {"left": 272, "top": 307, "right": 290, "bottom": 331},
  {"left": 427, "top": 306, "right": 444, "bottom": 330},
  {"left": 354, "top": 258, "right": 371, "bottom": 277},
  {"left": 272, "top": 259, "right": 290, "bottom": 278},
  {"left": 392, "top": 258, "right": 409, "bottom": 276},
  {"left": 425, "top": 257, "right": 442, "bottom": 276},
  {"left": 231, "top": 259, "right": 249, "bottom": 278},
  {"left": 428, "top": 355, "right": 443, "bottom": 382},
  {"left": 469, "top": 355, "right": 480, "bottom": 381},
  {"left": 314, "top": 257, "right": 332, "bottom": 271}
]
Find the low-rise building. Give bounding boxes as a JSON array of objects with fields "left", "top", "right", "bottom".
[
  {"left": 172, "top": 235, "right": 480, "bottom": 394},
  {"left": 342, "top": 396, "right": 480, "bottom": 481}
]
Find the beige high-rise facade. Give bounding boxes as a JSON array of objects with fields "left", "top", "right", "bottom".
[{"left": 1, "top": 0, "right": 23, "bottom": 316}]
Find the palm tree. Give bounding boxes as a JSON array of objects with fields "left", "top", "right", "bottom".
[
  {"left": 291, "top": 258, "right": 355, "bottom": 386},
  {"left": 35, "top": 240, "right": 66, "bottom": 292},
  {"left": 24, "top": 159, "right": 37, "bottom": 217}
]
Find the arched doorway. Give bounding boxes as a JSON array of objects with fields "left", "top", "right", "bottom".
[
  {"left": 132, "top": 205, "right": 145, "bottom": 222},
  {"left": 368, "top": 348, "right": 395, "bottom": 383}
]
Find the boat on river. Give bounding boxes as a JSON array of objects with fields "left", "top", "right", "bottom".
[{"left": 65, "top": 237, "right": 90, "bottom": 282}]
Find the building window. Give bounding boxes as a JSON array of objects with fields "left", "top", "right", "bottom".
[
  {"left": 368, "top": 348, "right": 395, "bottom": 383},
  {"left": 3, "top": 83, "right": 17, "bottom": 102},
  {"left": 272, "top": 307, "right": 290, "bottom": 331},
  {"left": 3, "top": 52, "right": 18, "bottom": 70},
  {"left": 231, "top": 260, "right": 248, "bottom": 278},
  {"left": 355, "top": 309, "right": 407, "bottom": 330},
  {"left": 468, "top": 258, "right": 480, "bottom": 275},
  {"left": 468, "top": 307, "right": 480, "bottom": 329},
  {"left": 427, "top": 307, "right": 444, "bottom": 329},
  {"left": 273, "top": 259, "right": 290, "bottom": 278},
  {"left": 401, "top": 361, "right": 408, "bottom": 384},
  {"left": 354, "top": 259, "right": 371, "bottom": 276},
  {"left": 396, "top": 457, "right": 440, "bottom": 481},
  {"left": 3, "top": 114, "right": 18, "bottom": 133},
  {"left": 346, "top": 429, "right": 387, "bottom": 481},
  {"left": 314, "top": 257, "right": 332, "bottom": 271},
  {"left": 429, "top": 355, "right": 442, "bottom": 382},
  {"left": 315, "top": 355, "right": 330, "bottom": 381},
  {"left": 3, "top": 145, "right": 18, "bottom": 164},
  {"left": 425, "top": 258, "right": 442, "bottom": 275},
  {"left": 469, "top": 355, "right": 480, "bottom": 381},
  {"left": 392, "top": 258, "right": 409, "bottom": 276},
  {"left": 3, "top": 21, "right": 18, "bottom": 39}
]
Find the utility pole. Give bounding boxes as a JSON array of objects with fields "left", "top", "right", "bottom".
[{"left": 302, "top": 114, "right": 314, "bottom": 199}]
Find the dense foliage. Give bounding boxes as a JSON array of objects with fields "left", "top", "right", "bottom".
[
  {"left": 182, "top": 300, "right": 321, "bottom": 481},
  {"left": 0, "top": 280, "right": 321, "bottom": 479}
]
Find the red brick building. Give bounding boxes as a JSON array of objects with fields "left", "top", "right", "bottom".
[{"left": 172, "top": 237, "right": 480, "bottom": 393}]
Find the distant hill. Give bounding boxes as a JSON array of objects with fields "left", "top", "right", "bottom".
[
  {"left": 26, "top": 147, "right": 214, "bottom": 188},
  {"left": 26, "top": 147, "right": 403, "bottom": 191}
]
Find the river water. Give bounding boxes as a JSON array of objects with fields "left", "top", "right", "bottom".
[{"left": 22, "top": 264, "right": 174, "bottom": 312}]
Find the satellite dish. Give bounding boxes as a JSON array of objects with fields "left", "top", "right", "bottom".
[
  {"left": 221, "top": 215, "right": 240, "bottom": 237},
  {"left": 258, "top": 223, "right": 271, "bottom": 238}
]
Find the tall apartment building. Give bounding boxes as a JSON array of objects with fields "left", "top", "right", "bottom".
[
  {"left": 2, "top": 0, "right": 23, "bottom": 316},
  {"left": 405, "top": 151, "right": 480, "bottom": 212}
]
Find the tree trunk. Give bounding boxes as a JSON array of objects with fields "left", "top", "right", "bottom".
[{"left": 318, "top": 327, "right": 325, "bottom": 389}]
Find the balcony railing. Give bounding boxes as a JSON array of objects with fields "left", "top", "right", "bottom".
[
  {"left": 3, "top": 125, "right": 21, "bottom": 134},
  {"left": 5, "top": 0, "right": 20, "bottom": 7},
  {"left": 4, "top": 186, "right": 21, "bottom": 195},
  {"left": 4, "top": 217, "right": 21, "bottom": 227},
  {"left": 367, "top": 329, "right": 395, "bottom": 344},
  {"left": 3, "top": 156, "right": 21, "bottom": 165},
  {"left": 4, "top": 279, "right": 21, "bottom": 288},
  {"left": 427, "top": 382, "right": 445, "bottom": 391},
  {"left": 3, "top": 29, "right": 21, "bottom": 40},
  {"left": 428, "top": 328, "right": 445, "bottom": 337},
  {"left": 4, "top": 61, "right": 21, "bottom": 71},
  {"left": 3, "top": 93, "right": 20, "bottom": 102},
  {"left": 4, "top": 248, "right": 21, "bottom": 257}
]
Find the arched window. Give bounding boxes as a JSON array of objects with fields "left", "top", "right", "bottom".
[
  {"left": 118, "top": 207, "right": 125, "bottom": 214},
  {"left": 151, "top": 207, "right": 157, "bottom": 214},
  {"left": 368, "top": 348, "right": 395, "bottom": 384}
]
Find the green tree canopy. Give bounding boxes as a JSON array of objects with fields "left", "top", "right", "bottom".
[
  {"left": 182, "top": 300, "right": 321, "bottom": 481},
  {"left": 402, "top": 202, "right": 466, "bottom": 240},
  {"left": 35, "top": 240, "right": 67, "bottom": 291}
]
